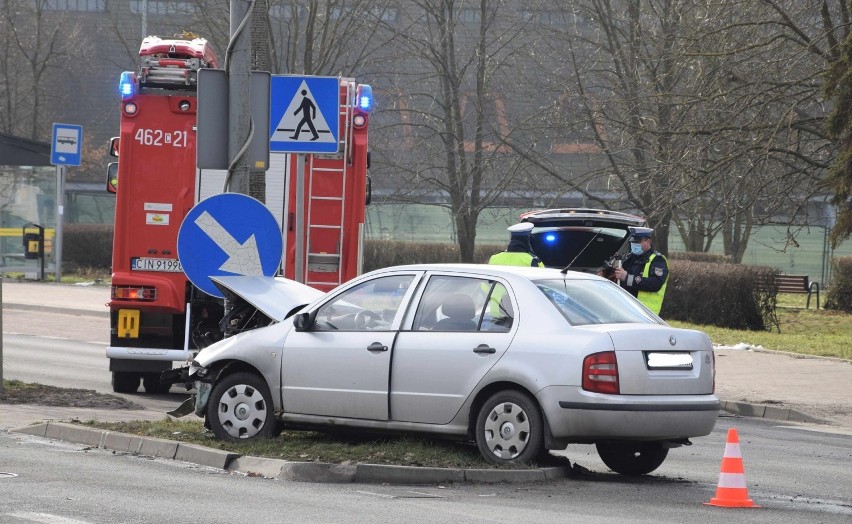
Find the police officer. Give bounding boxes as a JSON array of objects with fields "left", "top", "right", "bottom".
[
  {"left": 489, "top": 222, "right": 545, "bottom": 268},
  {"left": 613, "top": 226, "right": 668, "bottom": 314}
]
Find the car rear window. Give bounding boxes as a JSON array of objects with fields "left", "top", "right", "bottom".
[{"left": 535, "top": 279, "right": 659, "bottom": 326}]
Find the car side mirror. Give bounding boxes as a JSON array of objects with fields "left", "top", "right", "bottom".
[
  {"left": 293, "top": 311, "right": 311, "bottom": 331},
  {"left": 109, "top": 136, "right": 120, "bottom": 157},
  {"left": 106, "top": 162, "right": 118, "bottom": 194}
]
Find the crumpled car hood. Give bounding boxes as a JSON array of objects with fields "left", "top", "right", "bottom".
[{"left": 211, "top": 275, "right": 324, "bottom": 322}]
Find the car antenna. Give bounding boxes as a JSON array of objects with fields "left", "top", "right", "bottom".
[{"left": 561, "top": 228, "right": 601, "bottom": 274}]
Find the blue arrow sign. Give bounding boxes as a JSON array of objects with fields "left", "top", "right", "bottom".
[
  {"left": 51, "top": 123, "right": 83, "bottom": 166},
  {"left": 178, "top": 193, "right": 283, "bottom": 298},
  {"left": 269, "top": 76, "right": 340, "bottom": 153}
]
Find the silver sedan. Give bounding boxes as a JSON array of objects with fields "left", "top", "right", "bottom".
[{"left": 184, "top": 264, "right": 719, "bottom": 475}]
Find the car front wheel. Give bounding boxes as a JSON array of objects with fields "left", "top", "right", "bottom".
[
  {"left": 475, "top": 390, "right": 543, "bottom": 465},
  {"left": 595, "top": 441, "right": 669, "bottom": 475},
  {"left": 207, "top": 371, "right": 275, "bottom": 442}
]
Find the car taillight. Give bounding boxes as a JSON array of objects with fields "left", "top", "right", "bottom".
[
  {"left": 712, "top": 350, "right": 716, "bottom": 393},
  {"left": 582, "top": 351, "right": 619, "bottom": 394},
  {"left": 112, "top": 285, "right": 157, "bottom": 301}
]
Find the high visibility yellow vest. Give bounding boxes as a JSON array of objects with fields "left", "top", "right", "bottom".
[
  {"left": 488, "top": 251, "right": 544, "bottom": 268},
  {"left": 637, "top": 253, "right": 668, "bottom": 314}
]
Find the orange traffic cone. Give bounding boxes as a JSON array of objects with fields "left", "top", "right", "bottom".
[{"left": 704, "top": 428, "right": 759, "bottom": 508}]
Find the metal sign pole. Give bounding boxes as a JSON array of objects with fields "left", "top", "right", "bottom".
[
  {"left": 55, "top": 165, "right": 65, "bottom": 282},
  {"left": 295, "top": 153, "right": 305, "bottom": 283},
  {"left": 0, "top": 277, "right": 4, "bottom": 395}
]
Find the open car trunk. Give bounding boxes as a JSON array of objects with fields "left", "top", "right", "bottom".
[{"left": 521, "top": 208, "right": 646, "bottom": 272}]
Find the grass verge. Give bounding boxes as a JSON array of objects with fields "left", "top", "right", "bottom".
[
  {"left": 76, "top": 417, "right": 542, "bottom": 469},
  {"left": 1, "top": 379, "right": 505, "bottom": 468},
  {"left": 668, "top": 294, "right": 852, "bottom": 360}
]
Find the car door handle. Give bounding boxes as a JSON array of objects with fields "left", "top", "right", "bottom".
[
  {"left": 367, "top": 342, "right": 389, "bottom": 352},
  {"left": 473, "top": 344, "right": 496, "bottom": 355}
]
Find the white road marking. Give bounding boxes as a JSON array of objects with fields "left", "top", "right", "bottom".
[{"left": 6, "top": 513, "right": 93, "bottom": 524}]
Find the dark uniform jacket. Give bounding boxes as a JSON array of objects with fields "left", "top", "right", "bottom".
[{"left": 619, "top": 249, "right": 669, "bottom": 298}]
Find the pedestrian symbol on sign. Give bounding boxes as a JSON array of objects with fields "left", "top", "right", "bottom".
[
  {"left": 290, "top": 90, "right": 319, "bottom": 141},
  {"left": 271, "top": 81, "right": 335, "bottom": 144}
]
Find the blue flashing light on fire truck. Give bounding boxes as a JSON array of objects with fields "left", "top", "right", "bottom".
[{"left": 105, "top": 34, "right": 373, "bottom": 393}]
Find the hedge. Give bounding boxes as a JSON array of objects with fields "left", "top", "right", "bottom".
[
  {"left": 825, "top": 256, "right": 852, "bottom": 312},
  {"left": 61, "top": 233, "right": 785, "bottom": 329},
  {"left": 660, "top": 260, "right": 779, "bottom": 331},
  {"left": 63, "top": 224, "right": 113, "bottom": 271}
]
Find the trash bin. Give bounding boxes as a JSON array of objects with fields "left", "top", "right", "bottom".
[{"left": 23, "top": 225, "right": 44, "bottom": 260}]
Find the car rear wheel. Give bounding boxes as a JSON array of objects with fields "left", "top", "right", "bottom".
[
  {"left": 207, "top": 371, "right": 275, "bottom": 442},
  {"left": 111, "top": 371, "right": 140, "bottom": 393},
  {"left": 595, "top": 441, "right": 669, "bottom": 475},
  {"left": 475, "top": 390, "right": 543, "bottom": 465}
]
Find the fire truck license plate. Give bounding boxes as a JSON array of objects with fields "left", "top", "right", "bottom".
[{"left": 131, "top": 257, "right": 183, "bottom": 272}]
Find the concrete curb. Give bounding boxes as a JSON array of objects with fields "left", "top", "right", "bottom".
[
  {"left": 1, "top": 302, "right": 109, "bottom": 318},
  {"left": 719, "top": 400, "right": 824, "bottom": 424},
  {"left": 11, "top": 422, "right": 572, "bottom": 484}
]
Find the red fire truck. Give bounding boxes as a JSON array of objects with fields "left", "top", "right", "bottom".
[{"left": 105, "top": 35, "right": 373, "bottom": 393}]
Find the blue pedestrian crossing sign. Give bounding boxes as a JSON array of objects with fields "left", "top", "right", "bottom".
[
  {"left": 177, "top": 193, "right": 283, "bottom": 298},
  {"left": 51, "top": 123, "right": 83, "bottom": 166},
  {"left": 269, "top": 75, "right": 339, "bottom": 153}
]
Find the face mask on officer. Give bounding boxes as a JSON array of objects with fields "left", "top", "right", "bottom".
[{"left": 630, "top": 242, "right": 644, "bottom": 255}]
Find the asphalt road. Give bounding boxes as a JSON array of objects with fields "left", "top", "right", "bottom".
[
  {"left": 1, "top": 416, "right": 850, "bottom": 523},
  {"left": 1, "top": 288, "right": 850, "bottom": 522}
]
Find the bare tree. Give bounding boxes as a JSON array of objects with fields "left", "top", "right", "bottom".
[
  {"left": 262, "top": 0, "right": 397, "bottom": 75},
  {"left": 0, "top": 0, "right": 85, "bottom": 139},
  {"left": 531, "top": 0, "right": 838, "bottom": 261},
  {"left": 371, "top": 0, "right": 544, "bottom": 261},
  {"left": 530, "top": 0, "right": 721, "bottom": 254},
  {"left": 693, "top": 0, "right": 843, "bottom": 260},
  {"left": 821, "top": 0, "right": 852, "bottom": 248}
]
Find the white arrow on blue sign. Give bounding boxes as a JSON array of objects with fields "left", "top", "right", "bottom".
[{"left": 178, "top": 193, "right": 283, "bottom": 298}]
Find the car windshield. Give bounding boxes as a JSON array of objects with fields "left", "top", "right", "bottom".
[{"left": 535, "top": 278, "right": 659, "bottom": 326}]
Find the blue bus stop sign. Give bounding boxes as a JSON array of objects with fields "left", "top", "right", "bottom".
[
  {"left": 178, "top": 193, "right": 283, "bottom": 298},
  {"left": 51, "top": 123, "right": 83, "bottom": 166}
]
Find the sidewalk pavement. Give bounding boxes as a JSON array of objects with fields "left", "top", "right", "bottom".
[{"left": 2, "top": 279, "right": 851, "bottom": 483}]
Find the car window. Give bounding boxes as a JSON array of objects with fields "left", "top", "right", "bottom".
[
  {"left": 536, "top": 278, "right": 658, "bottom": 325},
  {"left": 313, "top": 274, "right": 414, "bottom": 331},
  {"left": 482, "top": 282, "right": 514, "bottom": 332},
  {"left": 413, "top": 275, "right": 501, "bottom": 332}
]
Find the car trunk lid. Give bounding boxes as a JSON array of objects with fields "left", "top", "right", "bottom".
[{"left": 581, "top": 324, "right": 715, "bottom": 395}]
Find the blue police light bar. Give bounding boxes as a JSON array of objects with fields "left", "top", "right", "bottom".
[
  {"left": 119, "top": 71, "right": 135, "bottom": 99},
  {"left": 545, "top": 233, "right": 557, "bottom": 243},
  {"left": 357, "top": 84, "right": 373, "bottom": 113}
]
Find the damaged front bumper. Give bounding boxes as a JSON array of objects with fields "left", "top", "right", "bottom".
[
  {"left": 164, "top": 381, "right": 212, "bottom": 418},
  {"left": 161, "top": 362, "right": 213, "bottom": 419}
]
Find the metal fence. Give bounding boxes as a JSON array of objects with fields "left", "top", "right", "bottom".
[{"left": 366, "top": 203, "right": 852, "bottom": 287}]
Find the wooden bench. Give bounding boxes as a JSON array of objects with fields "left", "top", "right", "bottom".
[{"left": 774, "top": 274, "right": 820, "bottom": 309}]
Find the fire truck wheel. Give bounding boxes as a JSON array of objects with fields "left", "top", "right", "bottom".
[
  {"left": 111, "top": 372, "right": 140, "bottom": 393},
  {"left": 142, "top": 373, "right": 171, "bottom": 394},
  {"left": 207, "top": 372, "right": 275, "bottom": 442}
]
